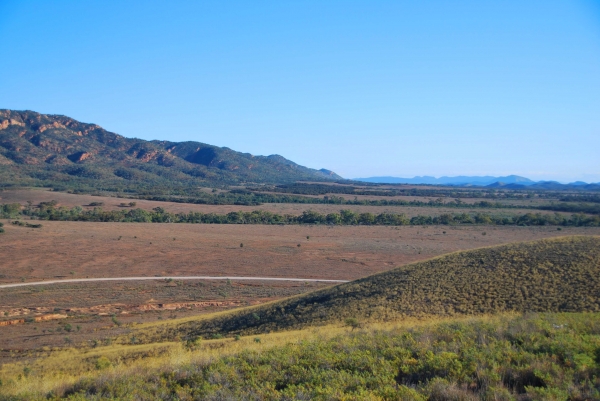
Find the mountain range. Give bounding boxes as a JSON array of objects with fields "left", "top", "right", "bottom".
[
  {"left": 0, "top": 109, "right": 340, "bottom": 191},
  {"left": 1, "top": 109, "right": 596, "bottom": 193},
  {"left": 354, "top": 175, "right": 600, "bottom": 190}
]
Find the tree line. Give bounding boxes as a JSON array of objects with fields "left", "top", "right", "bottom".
[
  {"left": 2, "top": 203, "right": 599, "bottom": 226},
  {"left": 137, "top": 192, "right": 600, "bottom": 215},
  {"left": 251, "top": 183, "right": 547, "bottom": 199},
  {"left": 539, "top": 203, "right": 600, "bottom": 214},
  {"left": 138, "top": 191, "right": 527, "bottom": 209}
]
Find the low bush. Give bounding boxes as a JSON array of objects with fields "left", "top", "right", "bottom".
[
  {"left": 166, "top": 236, "right": 600, "bottom": 340},
  {"left": 9, "top": 313, "right": 600, "bottom": 400}
]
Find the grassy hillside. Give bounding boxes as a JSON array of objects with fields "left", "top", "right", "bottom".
[
  {"left": 3, "top": 313, "right": 600, "bottom": 400},
  {"left": 0, "top": 109, "right": 340, "bottom": 190},
  {"left": 159, "top": 236, "right": 600, "bottom": 340},
  {"left": 2, "top": 237, "right": 600, "bottom": 399}
]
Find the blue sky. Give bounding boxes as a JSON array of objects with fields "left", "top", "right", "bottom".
[{"left": 1, "top": 1, "right": 599, "bottom": 182}]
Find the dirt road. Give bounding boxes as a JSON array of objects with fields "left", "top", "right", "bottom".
[{"left": 0, "top": 276, "right": 350, "bottom": 289}]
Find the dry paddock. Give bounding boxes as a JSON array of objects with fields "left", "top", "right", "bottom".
[
  {"left": 1, "top": 218, "right": 599, "bottom": 352},
  {"left": 0, "top": 189, "right": 567, "bottom": 217},
  {"left": 2, "top": 219, "right": 598, "bottom": 283}
]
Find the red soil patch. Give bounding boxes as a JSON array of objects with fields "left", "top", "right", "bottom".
[{"left": 2, "top": 219, "right": 598, "bottom": 284}]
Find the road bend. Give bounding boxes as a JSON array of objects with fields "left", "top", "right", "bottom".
[{"left": 0, "top": 276, "right": 350, "bottom": 289}]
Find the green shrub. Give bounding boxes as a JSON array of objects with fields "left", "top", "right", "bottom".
[
  {"left": 95, "top": 356, "right": 111, "bottom": 370},
  {"left": 41, "top": 313, "right": 600, "bottom": 401},
  {"left": 344, "top": 318, "right": 361, "bottom": 330}
]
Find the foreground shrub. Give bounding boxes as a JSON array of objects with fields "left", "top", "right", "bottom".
[{"left": 5, "top": 313, "right": 600, "bottom": 400}]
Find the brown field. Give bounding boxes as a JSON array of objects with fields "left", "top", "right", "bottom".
[
  {"left": 3, "top": 219, "right": 598, "bottom": 285},
  {"left": 0, "top": 279, "right": 329, "bottom": 356},
  {"left": 0, "top": 189, "right": 568, "bottom": 217},
  {"left": 1, "top": 188, "right": 598, "bottom": 353},
  {"left": 252, "top": 190, "right": 554, "bottom": 206},
  {"left": 326, "top": 193, "right": 554, "bottom": 206}
]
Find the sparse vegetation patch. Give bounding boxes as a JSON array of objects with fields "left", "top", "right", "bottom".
[{"left": 167, "top": 236, "right": 600, "bottom": 339}]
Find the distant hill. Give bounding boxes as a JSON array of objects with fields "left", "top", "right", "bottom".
[
  {"left": 0, "top": 109, "right": 341, "bottom": 190},
  {"left": 487, "top": 181, "right": 600, "bottom": 191},
  {"left": 353, "top": 175, "right": 535, "bottom": 186},
  {"left": 355, "top": 175, "right": 599, "bottom": 191},
  {"left": 168, "top": 236, "right": 600, "bottom": 339}
]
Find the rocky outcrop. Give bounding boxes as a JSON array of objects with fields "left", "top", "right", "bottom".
[
  {"left": 0, "top": 109, "right": 343, "bottom": 186},
  {"left": 0, "top": 301, "right": 244, "bottom": 326},
  {"left": 37, "top": 122, "right": 66, "bottom": 132},
  {"left": 0, "top": 314, "right": 67, "bottom": 326},
  {"left": 0, "top": 119, "right": 25, "bottom": 130},
  {"left": 67, "top": 151, "right": 92, "bottom": 163}
]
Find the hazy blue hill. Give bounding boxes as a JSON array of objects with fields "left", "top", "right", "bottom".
[
  {"left": 356, "top": 175, "right": 599, "bottom": 190},
  {"left": 0, "top": 109, "right": 341, "bottom": 190},
  {"left": 487, "top": 181, "right": 600, "bottom": 191},
  {"left": 354, "top": 175, "right": 535, "bottom": 186}
]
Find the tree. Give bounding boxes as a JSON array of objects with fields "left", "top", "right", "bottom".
[
  {"left": 345, "top": 318, "right": 361, "bottom": 330},
  {"left": 340, "top": 210, "right": 358, "bottom": 225}
]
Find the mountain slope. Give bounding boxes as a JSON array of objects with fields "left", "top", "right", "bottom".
[
  {"left": 167, "top": 236, "right": 600, "bottom": 339},
  {"left": 0, "top": 109, "right": 341, "bottom": 190}
]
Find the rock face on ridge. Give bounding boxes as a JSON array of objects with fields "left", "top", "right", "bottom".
[{"left": 0, "top": 109, "right": 341, "bottom": 188}]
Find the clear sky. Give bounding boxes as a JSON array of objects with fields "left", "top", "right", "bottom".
[{"left": 1, "top": 1, "right": 599, "bottom": 182}]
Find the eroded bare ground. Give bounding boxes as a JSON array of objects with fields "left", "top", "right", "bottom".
[{"left": 0, "top": 279, "right": 329, "bottom": 358}]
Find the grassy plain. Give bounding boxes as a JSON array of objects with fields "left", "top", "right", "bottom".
[
  {"left": 1, "top": 189, "right": 600, "bottom": 399},
  {"left": 0, "top": 188, "right": 573, "bottom": 217},
  {"left": 2, "top": 219, "right": 598, "bottom": 285},
  {"left": 1, "top": 199, "right": 599, "bottom": 352}
]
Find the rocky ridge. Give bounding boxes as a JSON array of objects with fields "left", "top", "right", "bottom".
[{"left": 0, "top": 109, "right": 341, "bottom": 189}]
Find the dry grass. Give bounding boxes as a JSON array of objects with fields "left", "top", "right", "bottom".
[
  {"left": 158, "top": 236, "right": 600, "bottom": 339},
  {"left": 0, "top": 188, "right": 570, "bottom": 217},
  {"left": 0, "top": 279, "right": 330, "bottom": 357},
  {"left": 2, "top": 312, "right": 599, "bottom": 400},
  {"left": 0, "top": 313, "right": 503, "bottom": 397},
  {"left": 1, "top": 236, "right": 599, "bottom": 398},
  {"left": 3, "top": 219, "right": 596, "bottom": 285},
  {"left": 1, "top": 218, "right": 598, "bottom": 351}
]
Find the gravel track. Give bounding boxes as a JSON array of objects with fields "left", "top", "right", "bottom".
[{"left": 0, "top": 276, "right": 350, "bottom": 289}]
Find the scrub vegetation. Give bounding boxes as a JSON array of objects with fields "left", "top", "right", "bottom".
[
  {"left": 2, "top": 313, "right": 600, "bottom": 400},
  {"left": 137, "top": 236, "right": 600, "bottom": 341},
  {"left": 2, "top": 202, "right": 599, "bottom": 226},
  {"left": 1, "top": 236, "right": 600, "bottom": 399}
]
